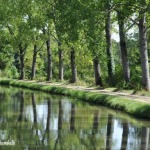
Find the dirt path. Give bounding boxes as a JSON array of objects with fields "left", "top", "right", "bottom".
[{"left": 33, "top": 81, "right": 150, "bottom": 104}]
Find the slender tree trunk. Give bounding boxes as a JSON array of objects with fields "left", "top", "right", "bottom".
[
  {"left": 19, "top": 43, "right": 25, "bottom": 80},
  {"left": 93, "top": 57, "right": 103, "bottom": 86},
  {"left": 31, "top": 44, "right": 37, "bottom": 80},
  {"left": 117, "top": 12, "right": 130, "bottom": 83},
  {"left": 105, "top": 0, "right": 115, "bottom": 85},
  {"left": 46, "top": 38, "right": 52, "bottom": 81},
  {"left": 58, "top": 42, "right": 64, "bottom": 81},
  {"left": 70, "top": 48, "right": 77, "bottom": 83},
  {"left": 138, "top": 9, "right": 150, "bottom": 91}
]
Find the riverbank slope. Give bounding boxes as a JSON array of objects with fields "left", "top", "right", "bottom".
[{"left": 0, "top": 79, "right": 150, "bottom": 119}]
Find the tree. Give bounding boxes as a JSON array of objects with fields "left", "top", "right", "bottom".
[
  {"left": 3, "top": 0, "right": 34, "bottom": 80},
  {"left": 80, "top": 0, "right": 105, "bottom": 86},
  {"left": 53, "top": 0, "right": 65, "bottom": 81},
  {"left": 116, "top": 4, "right": 130, "bottom": 83},
  {"left": 138, "top": 0, "right": 150, "bottom": 90},
  {"left": 105, "top": 0, "right": 115, "bottom": 85}
]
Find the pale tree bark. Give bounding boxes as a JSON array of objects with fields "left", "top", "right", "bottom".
[
  {"left": 105, "top": 0, "right": 115, "bottom": 85},
  {"left": 138, "top": 5, "right": 150, "bottom": 91},
  {"left": 70, "top": 48, "right": 77, "bottom": 83},
  {"left": 58, "top": 42, "right": 64, "bottom": 81},
  {"left": 117, "top": 11, "right": 130, "bottom": 83},
  {"left": 93, "top": 56, "right": 103, "bottom": 86}
]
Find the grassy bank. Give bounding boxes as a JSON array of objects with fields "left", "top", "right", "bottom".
[{"left": 0, "top": 79, "right": 150, "bottom": 119}]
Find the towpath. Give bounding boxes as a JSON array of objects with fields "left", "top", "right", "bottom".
[{"left": 25, "top": 81, "right": 150, "bottom": 104}]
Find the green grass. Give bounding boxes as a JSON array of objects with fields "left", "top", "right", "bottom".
[{"left": 0, "top": 79, "right": 150, "bottom": 119}]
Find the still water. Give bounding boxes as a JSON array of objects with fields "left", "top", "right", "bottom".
[{"left": 0, "top": 85, "right": 149, "bottom": 150}]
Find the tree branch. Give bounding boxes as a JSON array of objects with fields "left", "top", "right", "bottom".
[
  {"left": 129, "top": 17, "right": 139, "bottom": 26},
  {"left": 50, "top": 34, "right": 59, "bottom": 43},
  {"left": 37, "top": 42, "right": 45, "bottom": 52},
  {"left": 6, "top": 24, "right": 14, "bottom": 35}
]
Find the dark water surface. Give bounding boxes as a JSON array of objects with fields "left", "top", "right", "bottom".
[{"left": 0, "top": 85, "right": 149, "bottom": 150}]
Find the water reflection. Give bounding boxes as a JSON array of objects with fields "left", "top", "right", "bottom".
[
  {"left": 32, "top": 93, "right": 37, "bottom": 124},
  {"left": 92, "top": 110, "right": 99, "bottom": 134},
  {"left": 17, "top": 91, "right": 24, "bottom": 122},
  {"left": 0, "top": 86, "right": 149, "bottom": 150},
  {"left": 70, "top": 103, "right": 76, "bottom": 132},
  {"left": 121, "top": 121, "right": 128, "bottom": 150},
  {"left": 106, "top": 114, "right": 114, "bottom": 150},
  {"left": 140, "top": 127, "right": 149, "bottom": 150}
]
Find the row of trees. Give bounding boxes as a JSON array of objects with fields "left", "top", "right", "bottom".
[{"left": 0, "top": 0, "right": 150, "bottom": 90}]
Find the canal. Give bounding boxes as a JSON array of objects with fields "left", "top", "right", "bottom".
[{"left": 0, "top": 85, "right": 149, "bottom": 150}]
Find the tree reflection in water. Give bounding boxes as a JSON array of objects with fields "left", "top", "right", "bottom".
[
  {"left": 17, "top": 91, "right": 24, "bottom": 122},
  {"left": 140, "top": 127, "right": 149, "bottom": 150},
  {"left": 106, "top": 114, "right": 113, "bottom": 150},
  {"left": 70, "top": 103, "right": 76, "bottom": 132},
  {"left": 0, "top": 86, "right": 149, "bottom": 150},
  {"left": 121, "top": 120, "right": 128, "bottom": 150},
  {"left": 32, "top": 93, "right": 37, "bottom": 124},
  {"left": 42, "top": 98, "right": 51, "bottom": 147},
  {"left": 54, "top": 99, "right": 63, "bottom": 149}
]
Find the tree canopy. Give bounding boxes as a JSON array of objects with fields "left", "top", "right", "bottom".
[{"left": 0, "top": 0, "right": 150, "bottom": 90}]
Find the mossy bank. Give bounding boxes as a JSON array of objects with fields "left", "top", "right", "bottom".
[{"left": 0, "top": 79, "right": 150, "bottom": 119}]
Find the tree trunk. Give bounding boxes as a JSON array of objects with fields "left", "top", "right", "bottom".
[
  {"left": 93, "top": 57, "right": 103, "bottom": 86},
  {"left": 31, "top": 44, "right": 37, "bottom": 80},
  {"left": 70, "top": 48, "right": 77, "bottom": 83},
  {"left": 117, "top": 12, "right": 130, "bottom": 83},
  {"left": 46, "top": 39, "right": 52, "bottom": 81},
  {"left": 138, "top": 9, "right": 150, "bottom": 91},
  {"left": 19, "top": 43, "right": 25, "bottom": 80},
  {"left": 58, "top": 42, "right": 64, "bottom": 81},
  {"left": 105, "top": 0, "right": 115, "bottom": 85}
]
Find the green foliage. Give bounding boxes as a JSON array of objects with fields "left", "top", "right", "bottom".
[{"left": 0, "top": 0, "right": 149, "bottom": 90}]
